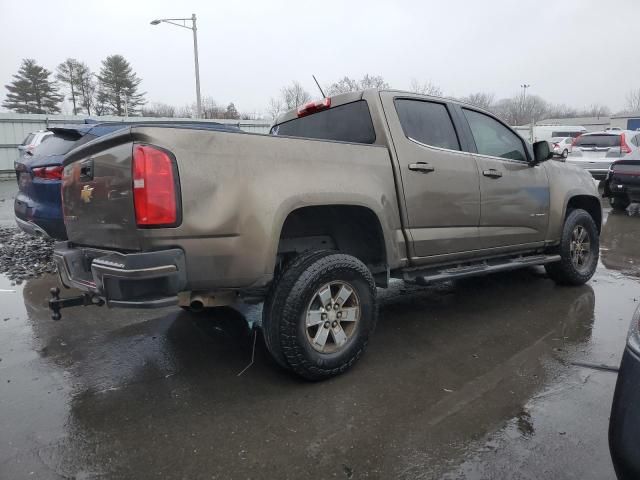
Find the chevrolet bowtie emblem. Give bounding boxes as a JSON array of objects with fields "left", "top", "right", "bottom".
[{"left": 81, "top": 185, "right": 94, "bottom": 203}]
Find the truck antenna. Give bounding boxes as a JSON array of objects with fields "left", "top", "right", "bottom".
[{"left": 312, "top": 75, "right": 326, "bottom": 98}]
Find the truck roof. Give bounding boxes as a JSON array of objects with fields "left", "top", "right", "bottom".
[{"left": 273, "top": 88, "right": 499, "bottom": 128}]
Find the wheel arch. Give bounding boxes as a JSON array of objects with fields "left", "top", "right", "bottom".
[
  {"left": 566, "top": 195, "right": 602, "bottom": 233},
  {"left": 273, "top": 204, "right": 390, "bottom": 285}
]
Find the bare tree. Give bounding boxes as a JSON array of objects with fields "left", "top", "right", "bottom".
[
  {"left": 625, "top": 89, "right": 640, "bottom": 113},
  {"left": 267, "top": 81, "right": 311, "bottom": 120},
  {"left": 281, "top": 81, "right": 311, "bottom": 110},
  {"left": 580, "top": 104, "right": 610, "bottom": 118},
  {"left": 409, "top": 79, "right": 442, "bottom": 97},
  {"left": 326, "top": 74, "right": 389, "bottom": 96},
  {"left": 357, "top": 74, "right": 389, "bottom": 90},
  {"left": 267, "top": 97, "right": 285, "bottom": 120},
  {"left": 141, "top": 102, "right": 176, "bottom": 117},
  {"left": 545, "top": 103, "right": 579, "bottom": 119},
  {"left": 326, "top": 76, "right": 360, "bottom": 95},
  {"left": 460, "top": 92, "right": 495, "bottom": 110},
  {"left": 494, "top": 94, "right": 548, "bottom": 125}
]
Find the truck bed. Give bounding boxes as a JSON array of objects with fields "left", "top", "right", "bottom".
[{"left": 61, "top": 125, "right": 403, "bottom": 290}]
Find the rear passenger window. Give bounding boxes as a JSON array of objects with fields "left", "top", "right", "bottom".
[
  {"left": 395, "top": 99, "right": 460, "bottom": 151},
  {"left": 463, "top": 109, "right": 527, "bottom": 161}
]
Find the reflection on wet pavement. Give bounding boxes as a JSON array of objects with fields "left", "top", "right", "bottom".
[{"left": 0, "top": 208, "right": 638, "bottom": 479}]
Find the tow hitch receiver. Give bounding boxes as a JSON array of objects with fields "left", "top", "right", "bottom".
[{"left": 49, "top": 287, "right": 105, "bottom": 321}]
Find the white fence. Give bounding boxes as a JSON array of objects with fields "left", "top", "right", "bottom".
[{"left": 0, "top": 113, "right": 271, "bottom": 173}]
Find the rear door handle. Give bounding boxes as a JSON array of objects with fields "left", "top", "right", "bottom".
[
  {"left": 483, "top": 169, "right": 502, "bottom": 179},
  {"left": 408, "top": 162, "right": 435, "bottom": 173}
]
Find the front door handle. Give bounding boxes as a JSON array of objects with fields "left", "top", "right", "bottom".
[
  {"left": 483, "top": 169, "right": 502, "bottom": 179},
  {"left": 408, "top": 162, "right": 435, "bottom": 173}
]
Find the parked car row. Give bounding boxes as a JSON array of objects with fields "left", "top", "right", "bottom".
[{"left": 567, "top": 130, "right": 640, "bottom": 180}]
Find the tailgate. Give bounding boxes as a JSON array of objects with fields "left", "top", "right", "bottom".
[{"left": 62, "top": 129, "right": 142, "bottom": 250}]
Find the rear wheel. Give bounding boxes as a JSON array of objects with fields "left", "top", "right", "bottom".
[
  {"left": 610, "top": 196, "right": 630, "bottom": 212},
  {"left": 545, "top": 209, "right": 599, "bottom": 285},
  {"left": 263, "top": 251, "right": 377, "bottom": 380},
  {"left": 562, "top": 149, "right": 569, "bottom": 158}
]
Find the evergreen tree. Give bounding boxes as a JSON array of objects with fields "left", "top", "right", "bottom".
[
  {"left": 225, "top": 102, "right": 240, "bottom": 119},
  {"left": 3, "top": 59, "right": 62, "bottom": 114},
  {"left": 96, "top": 55, "right": 146, "bottom": 116}
]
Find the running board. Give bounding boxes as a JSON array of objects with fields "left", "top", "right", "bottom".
[{"left": 403, "top": 254, "right": 561, "bottom": 285}]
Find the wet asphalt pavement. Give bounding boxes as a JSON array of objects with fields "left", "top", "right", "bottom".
[{"left": 1, "top": 180, "right": 640, "bottom": 479}]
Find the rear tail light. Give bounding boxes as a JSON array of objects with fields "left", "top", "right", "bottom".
[
  {"left": 620, "top": 133, "right": 632, "bottom": 154},
  {"left": 297, "top": 97, "right": 331, "bottom": 117},
  {"left": 32, "top": 165, "right": 63, "bottom": 180},
  {"left": 571, "top": 135, "right": 581, "bottom": 147},
  {"left": 132, "top": 144, "right": 179, "bottom": 227}
]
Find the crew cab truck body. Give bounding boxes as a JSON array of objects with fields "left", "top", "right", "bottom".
[{"left": 52, "top": 89, "right": 602, "bottom": 380}]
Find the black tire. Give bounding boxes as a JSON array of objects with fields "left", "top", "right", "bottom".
[
  {"left": 262, "top": 250, "right": 335, "bottom": 370},
  {"left": 562, "top": 149, "right": 568, "bottom": 158},
  {"left": 545, "top": 209, "right": 599, "bottom": 285},
  {"left": 610, "top": 196, "right": 630, "bottom": 212},
  {"left": 264, "top": 251, "right": 377, "bottom": 380}
]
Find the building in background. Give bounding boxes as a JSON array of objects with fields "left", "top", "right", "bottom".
[{"left": 609, "top": 112, "right": 640, "bottom": 131}]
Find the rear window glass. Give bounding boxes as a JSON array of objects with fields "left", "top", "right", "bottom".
[
  {"left": 575, "top": 135, "right": 620, "bottom": 148},
  {"left": 552, "top": 131, "right": 583, "bottom": 138},
  {"left": 32, "top": 131, "right": 94, "bottom": 157},
  {"left": 394, "top": 99, "right": 460, "bottom": 150},
  {"left": 21, "top": 133, "right": 35, "bottom": 146},
  {"left": 270, "top": 100, "right": 376, "bottom": 144}
]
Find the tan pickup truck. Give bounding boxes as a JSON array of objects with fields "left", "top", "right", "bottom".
[{"left": 50, "top": 89, "right": 601, "bottom": 380}]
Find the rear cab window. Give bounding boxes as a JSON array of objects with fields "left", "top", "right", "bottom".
[
  {"left": 394, "top": 99, "right": 460, "bottom": 150},
  {"left": 270, "top": 100, "right": 376, "bottom": 144}
]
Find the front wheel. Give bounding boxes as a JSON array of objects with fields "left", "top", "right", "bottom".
[
  {"left": 610, "top": 196, "right": 630, "bottom": 212},
  {"left": 263, "top": 251, "right": 377, "bottom": 380},
  {"left": 545, "top": 209, "right": 599, "bottom": 285}
]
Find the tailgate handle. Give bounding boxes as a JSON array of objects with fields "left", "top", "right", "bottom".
[
  {"left": 483, "top": 169, "right": 503, "bottom": 179},
  {"left": 80, "top": 158, "right": 94, "bottom": 180},
  {"left": 408, "top": 162, "right": 435, "bottom": 173}
]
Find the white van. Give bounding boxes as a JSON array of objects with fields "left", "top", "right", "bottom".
[{"left": 514, "top": 125, "right": 587, "bottom": 143}]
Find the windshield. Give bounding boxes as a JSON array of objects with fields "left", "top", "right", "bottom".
[
  {"left": 270, "top": 100, "right": 376, "bottom": 144},
  {"left": 574, "top": 134, "right": 620, "bottom": 148}
]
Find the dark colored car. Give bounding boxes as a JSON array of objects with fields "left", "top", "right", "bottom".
[
  {"left": 603, "top": 159, "right": 640, "bottom": 212},
  {"left": 14, "top": 120, "right": 239, "bottom": 239},
  {"left": 609, "top": 305, "right": 640, "bottom": 479}
]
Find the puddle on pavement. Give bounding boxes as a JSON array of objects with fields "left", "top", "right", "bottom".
[{"left": 0, "top": 208, "right": 639, "bottom": 478}]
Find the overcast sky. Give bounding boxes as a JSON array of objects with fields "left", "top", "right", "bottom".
[{"left": 1, "top": 0, "right": 638, "bottom": 116}]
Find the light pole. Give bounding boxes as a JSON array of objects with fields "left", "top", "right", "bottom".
[
  {"left": 521, "top": 84, "right": 531, "bottom": 140},
  {"left": 150, "top": 14, "right": 202, "bottom": 119}
]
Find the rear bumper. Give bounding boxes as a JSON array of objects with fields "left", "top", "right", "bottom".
[
  {"left": 53, "top": 242, "right": 187, "bottom": 308},
  {"left": 14, "top": 194, "right": 67, "bottom": 240},
  {"left": 604, "top": 178, "right": 640, "bottom": 200},
  {"left": 15, "top": 216, "right": 52, "bottom": 238},
  {"left": 609, "top": 347, "right": 640, "bottom": 480}
]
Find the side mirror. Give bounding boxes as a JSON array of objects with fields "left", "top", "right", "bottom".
[{"left": 531, "top": 140, "right": 553, "bottom": 166}]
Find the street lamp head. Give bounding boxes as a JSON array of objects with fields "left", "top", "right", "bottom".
[{"left": 150, "top": 19, "right": 161, "bottom": 25}]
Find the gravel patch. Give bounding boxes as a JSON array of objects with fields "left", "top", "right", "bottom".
[{"left": 0, "top": 226, "right": 56, "bottom": 283}]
